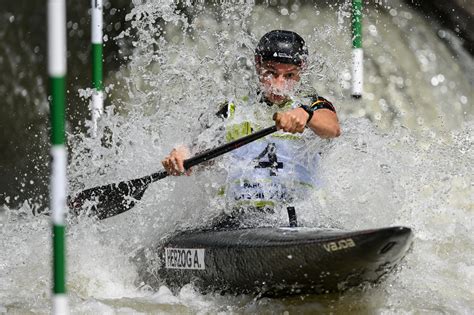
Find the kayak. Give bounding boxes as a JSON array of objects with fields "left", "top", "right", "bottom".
[{"left": 135, "top": 226, "right": 413, "bottom": 296}]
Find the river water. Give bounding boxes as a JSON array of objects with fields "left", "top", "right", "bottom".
[{"left": 0, "top": 0, "right": 473, "bottom": 314}]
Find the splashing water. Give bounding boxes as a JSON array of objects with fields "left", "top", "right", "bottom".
[{"left": 1, "top": 0, "right": 473, "bottom": 313}]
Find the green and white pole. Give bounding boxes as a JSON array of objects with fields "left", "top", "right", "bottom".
[
  {"left": 91, "top": 0, "right": 103, "bottom": 137},
  {"left": 351, "top": 0, "right": 363, "bottom": 98},
  {"left": 48, "top": 0, "right": 68, "bottom": 314}
]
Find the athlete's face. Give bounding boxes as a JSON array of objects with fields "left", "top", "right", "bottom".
[{"left": 256, "top": 60, "right": 302, "bottom": 105}]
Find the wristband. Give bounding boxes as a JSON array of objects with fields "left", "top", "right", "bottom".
[{"left": 299, "top": 105, "right": 314, "bottom": 124}]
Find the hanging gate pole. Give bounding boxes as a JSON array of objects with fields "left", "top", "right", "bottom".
[
  {"left": 91, "top": 0, "right": 103, "bottom": 136},
  {"left": 351, "top": 0, "right": 363, "bottom": 98},
  {"left": 47, "top": 0, "right": 68, "bottom": 313}
]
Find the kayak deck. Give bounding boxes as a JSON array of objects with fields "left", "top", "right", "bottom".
[{"left": 135, "top": 226, "right": 413, "bottom": 296}]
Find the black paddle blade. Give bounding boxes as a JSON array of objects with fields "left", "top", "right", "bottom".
[{"left": 68, "top": 177, "right": 152, "bottom": 220}]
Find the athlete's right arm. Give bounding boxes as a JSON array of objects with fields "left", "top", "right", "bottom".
[{"left": 161, "top": 145, "right": 192, "bottom": 176}]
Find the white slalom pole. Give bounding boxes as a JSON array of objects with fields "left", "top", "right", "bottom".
[
  {"left": 351, "top": 0, "right": 363, "bottom": 98},
  {"left": 47, "top": 0, "right": 68, "bottom": 314},
  {"left": 352, "top": 48, "right": 363, "bottom": 98},
  {"left": 91, "top": 0, "right": 103, "bottom": 137}
]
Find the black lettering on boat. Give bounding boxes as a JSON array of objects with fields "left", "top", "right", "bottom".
[
  {"left": 179, "top": 249, "right": 185, "bottom": 267},
  {"left": 193, "top": 250, "right": 201, "bottom": 268},
  {"left": 323, "top": 238, "right": 356, "bottom": 252},
  {"left": 186, "top": 250, "right": 192, "bottom": 267},
  {"left": 165, "top": 248, "right": 205, "bottom": 270}
]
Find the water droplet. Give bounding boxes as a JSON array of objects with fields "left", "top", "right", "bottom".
[
  {"left": 369, "top": 24, "right": 378, "bottom": 36},
  {"left": 342, "top": 71, "right": 351, "bottom": 81}
]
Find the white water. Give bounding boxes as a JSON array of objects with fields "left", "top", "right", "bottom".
[{"left": 1, "top": 0, "right": 473, "bottom": 313}]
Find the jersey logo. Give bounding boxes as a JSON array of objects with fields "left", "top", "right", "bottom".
[
  {"left": 165, "top": 248, "right": 205, "bottom": 270},
  {"left": 254, "top": 143, "right": 283, "bottom": 176}
]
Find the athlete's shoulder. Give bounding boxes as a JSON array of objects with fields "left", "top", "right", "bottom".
[
  {"left": 216, "top": 101, "right": 230, "bottom": 119},
  {"left": 216, "top": 97, "right": 242, "bottom": 119},
  {"left": 197, "top": 100, "right": 230, "bottom": 129}
]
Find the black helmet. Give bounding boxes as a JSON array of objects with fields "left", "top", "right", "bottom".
[{"left": 255, "top": 30, "right": 308, "bottom": 65}]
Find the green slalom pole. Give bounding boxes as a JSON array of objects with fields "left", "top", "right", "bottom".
[
  {"left": 91, "top": 0, "right": 103, "bottom": 137},
  {"left": 351, "top": 0, "right": 363, "bottom": 98},
  {"left": 47, "top": 0, "right": 68, "bottom": 314}
]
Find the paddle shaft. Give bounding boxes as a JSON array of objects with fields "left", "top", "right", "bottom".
[
  {"left": 150, "top": 125, "right": 278, "bottom": 182},
  {"left": 69, "top": 125, "right": 277, "bottom": 219}
]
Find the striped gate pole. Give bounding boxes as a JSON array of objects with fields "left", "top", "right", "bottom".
[
  {"left": 47, "top": 0, "right": 68, "bottom": 314},
  {"left": 351, "top": 0, "right": 363, "bottom": 98},
  {"left": 91, "top": 0, "right": 103, "bottom": 137}
]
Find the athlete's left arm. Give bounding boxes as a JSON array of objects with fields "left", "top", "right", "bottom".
[
  {"left": 305, "top": 96, "right": 340, "bottom": 138},
  {"left": 306, "top": 109, "right": 340, "bottom": 138},
  {"left": 273, "top": 96, "right": 341, "bottom": 138}
]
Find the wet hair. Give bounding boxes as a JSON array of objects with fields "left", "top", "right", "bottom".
[{"left": 255, "top": 30, "right": 308, "bottom": 66}]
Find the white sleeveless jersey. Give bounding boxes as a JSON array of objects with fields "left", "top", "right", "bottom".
[{"left": 224, "top": 97, "right": 321, "bottom": 208}]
